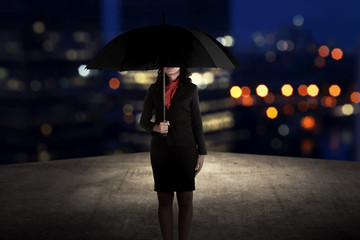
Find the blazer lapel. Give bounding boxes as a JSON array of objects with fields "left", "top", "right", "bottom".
[
  {"left": 153, "top": 82, "right": 187, "bottom": 113},
  {"left": 168, "top": 84, "right": 187, "bottom": 111}
]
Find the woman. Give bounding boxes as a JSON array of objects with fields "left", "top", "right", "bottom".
[{"left": 139, "top": 67, "right": 207, "bottom": 240}]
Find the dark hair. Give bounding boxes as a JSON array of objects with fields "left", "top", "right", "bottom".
[{"left": 156, "top": 67, "right": 192, "bottom": 86}]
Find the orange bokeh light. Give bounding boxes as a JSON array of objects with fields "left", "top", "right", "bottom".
[
  {"left": 301, "top": 138, "right": 314, "bottom": 156},
  {"left": 331, "top": 48, "right": 343, "bottom": 60},
  {"left": 298, "top": 84, "right": 308, "bottom": 96},
  {"left": 109, "top": 78, "right": 120, "bottom": 89},
  {"left": 314, "top": 56, "right": 326, "bottom": 68},
  {"left": 307, "top": 98, "right": 318, "bottom": 110},
  {"left": 241, "top": 86, "right": 251, "bottom": 97},
  {"left": 281, "top": 84, "right": 293, "bottom": 97},
  {"left": 230, "top": 86, "right": 242, "bottom": 98},
  {"left": 264, "top": 92, "right": 275, "bottom": 104},
  {"left": 242, "top": 95, "right": 254, "bottom": 106},
  {"left": 307, "top": 84, "right": 319, "bottom": 97},
  {"left": 329, "top": 84, "right": 341, "bottom": 97},
  {"left": 301, "top": 116, "right": 315, "bottom": 130},
  {"left": 124, "top": 114, "right": 135, "bottom": 124},
  {"left": 350, "top": 91, "right": 360, "bottom": 104},
  {"left": 318, "top": 45, "right": 330, "bottom": 57},
  {"left": 298, "top": 101, "right": 309, "bottom": 112},
  {"left": 283, "top": 104, "right": 295, "bottom": 115},
  {"left": 266, "top": 106, "right": 278, "bottom": 119},
  {"left": 321, "top": 96, "right": 337, "bottom": 108}
]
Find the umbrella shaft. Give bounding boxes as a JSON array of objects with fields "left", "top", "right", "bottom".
[{"left": 163, "top": 68, "right": 166, "bottom": 123}]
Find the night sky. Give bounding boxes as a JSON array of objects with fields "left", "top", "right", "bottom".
[{"left": 233, "top": 0, "right": 360, "bottom": 49}]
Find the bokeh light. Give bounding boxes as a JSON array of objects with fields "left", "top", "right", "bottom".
[
  {"left": 283, "top": 104, "right": 295, "bottom": 115},
  {"left": 298, "top": 101, "right": 309, "bottom": 112},
  {"left": 301, "top": 116, "right": 315, "bottom": 130},
  {"left": 342, "top": 104, "right": 354, "bottom": 115},
  {"left": 329, "top": 84, "right": 341, "bottom": 97},
  {"left": 66, "top": 49, "right": 78, "bottom": 61},
  {"left": 307, "top": 84, "right": 319, "bottom": 97},
  {"left": 217, "top": 35, "right": 235, "bottom": 47},
  {"left": 281, "top": 84, "right": 293, "bottom": 97},
  {"left": 331, "top": 48, "right": 343, "bottom": 60},
  {"left": 271, "top": 138, "right": 282, "bottom": 149},
  {"left": 241, "top": 96, "right": 254, "bottom": 106},
  {"left": 276, "top": 40, "right": 294, "bottom": 52},
  {"left": 350, "top": 92, "right": 360, "bottom": 103},
  {"left": 41, "top": 123, "right": 52, "bottom": 136},
  {"left": 256, "top": 84, "right": 269, "bottom": 97},
  {"left": 318, "top": 45, "right": 330, "bottom": 57},
  {"left": 301, "top": 138, "right": 314, "bottom": 156},
  {"left": 293, "top": 14, "right": 304, "bottom": 27},
  {"left": 33, "top": 21, "right": 45, "bottom": 34},
  {"left": 109, "top": 78, "right": 120, "bottom": 90},
  {"left": 314, "top": 56, "right": 326, "bottom": 68},
  {"left": 266, "top": 33, "right": 276, "bottom": 45},
  {"left": 223, "top": 35, "right": 235, "bottom": 47},
  {"left": 230, "top": 86, "right": 242, "bottom": 98},
  {"left": 321, "top": 96, "right": 337, "bottom": 108},
  {"left": 264, "top": 92, "right": 275, "bottom": 104},
  {"left": 241, "top": 86, "right": 251, "bottom": 97},
  {"left": 123, "top": 104, "right": 134, "bottom": 115},
  {"left": 307, "top": 98, "right": 318, "bottom": 110},
  {"left": 0, "top": 67, "right": 9, "bottom": 80},
  {"left": 298, "top": 84, "right": 308, "bottom": 96},
  {"left": 265, "top": 51, "right": 276, "bottom": 62},
  {"left": 278, "top": 124, "right": 290, "bottom": 136},
  {"left": 253, "top": 32, "right": 266, "bottom": 47},
  {"left": 266, "top": 106, "right": 278, "bottom": 119},
  {"left": 124, "top": 114, "right": 135, "bottom": 124},
  {"left": 78, "top": 65, "right": 90, "bottom": 77}
]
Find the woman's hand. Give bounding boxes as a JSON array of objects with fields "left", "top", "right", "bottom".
[
  {"left": 195, "top": 155, "right": 205, "bottom": 176},
  {"left": 153, "top": 121, "right": 170, "bottom": 134}
]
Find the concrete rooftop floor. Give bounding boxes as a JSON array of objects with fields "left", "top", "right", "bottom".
[{"left": 0, "top": 151, "right": 360, "bottom": 240}]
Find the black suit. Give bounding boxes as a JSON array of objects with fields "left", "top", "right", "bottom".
[{"left": 139, "top": 81, "right": 207, "bottom": 155}]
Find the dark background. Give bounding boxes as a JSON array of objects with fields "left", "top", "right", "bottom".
[{"left": 1, "top": 0, "right": 359, "bottom": 164}]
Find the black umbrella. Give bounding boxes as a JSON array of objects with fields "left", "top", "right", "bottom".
[{"left": 86, "top": 24, "right": 242, "bottom": 130}]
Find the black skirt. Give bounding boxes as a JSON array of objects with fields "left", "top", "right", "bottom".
[{"left": 150, "top": 133, "right": 198, "bottom": 192}]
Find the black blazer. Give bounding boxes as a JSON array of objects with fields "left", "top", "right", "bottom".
[{"left": 139, "top": 81, "right": 207, "bottom": 155}]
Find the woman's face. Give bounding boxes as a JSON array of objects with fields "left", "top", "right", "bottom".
[{"left": 164, "top": 67, "right": 180, "bottom": 76}]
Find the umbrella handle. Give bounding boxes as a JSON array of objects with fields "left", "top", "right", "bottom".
[{"left": 162, "top": 119, "right": 167, "bottom": 137}]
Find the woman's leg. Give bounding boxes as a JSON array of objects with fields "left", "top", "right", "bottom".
[
  {"left": 176, "top": 191, "right": 193, "bottom": 240},
  {"left": 157, "top": 191, "right": 174, "bottom": 240}
]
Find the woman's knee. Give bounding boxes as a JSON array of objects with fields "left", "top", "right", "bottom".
[
  {"left": 157, "top": 191, "right": 174, "bottom": 207},
  {"left": 176, "top": 191, "right": 193, "bottom": 207}
]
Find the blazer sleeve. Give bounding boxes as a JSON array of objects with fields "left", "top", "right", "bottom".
[
  {"left": 139, "top": 84, "right": 156, "bottom": 134},
  {"left": 190, "top": 85, "right": 207, "bottom": 155}
]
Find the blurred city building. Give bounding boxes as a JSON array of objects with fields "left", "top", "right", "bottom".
[{"left": 0, "top": 0, "right": 359, "bottom": 164}]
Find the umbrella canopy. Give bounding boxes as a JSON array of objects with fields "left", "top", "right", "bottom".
[
  {"left": 86, "top": 25, "right": 242, "bottom": 71},
  {"left": 86, "top": 24, "right": 242, "bottom": 134}
]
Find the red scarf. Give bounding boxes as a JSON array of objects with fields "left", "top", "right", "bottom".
[{"left": 165, "top": 78, "right": 180, "bottom": 109}]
